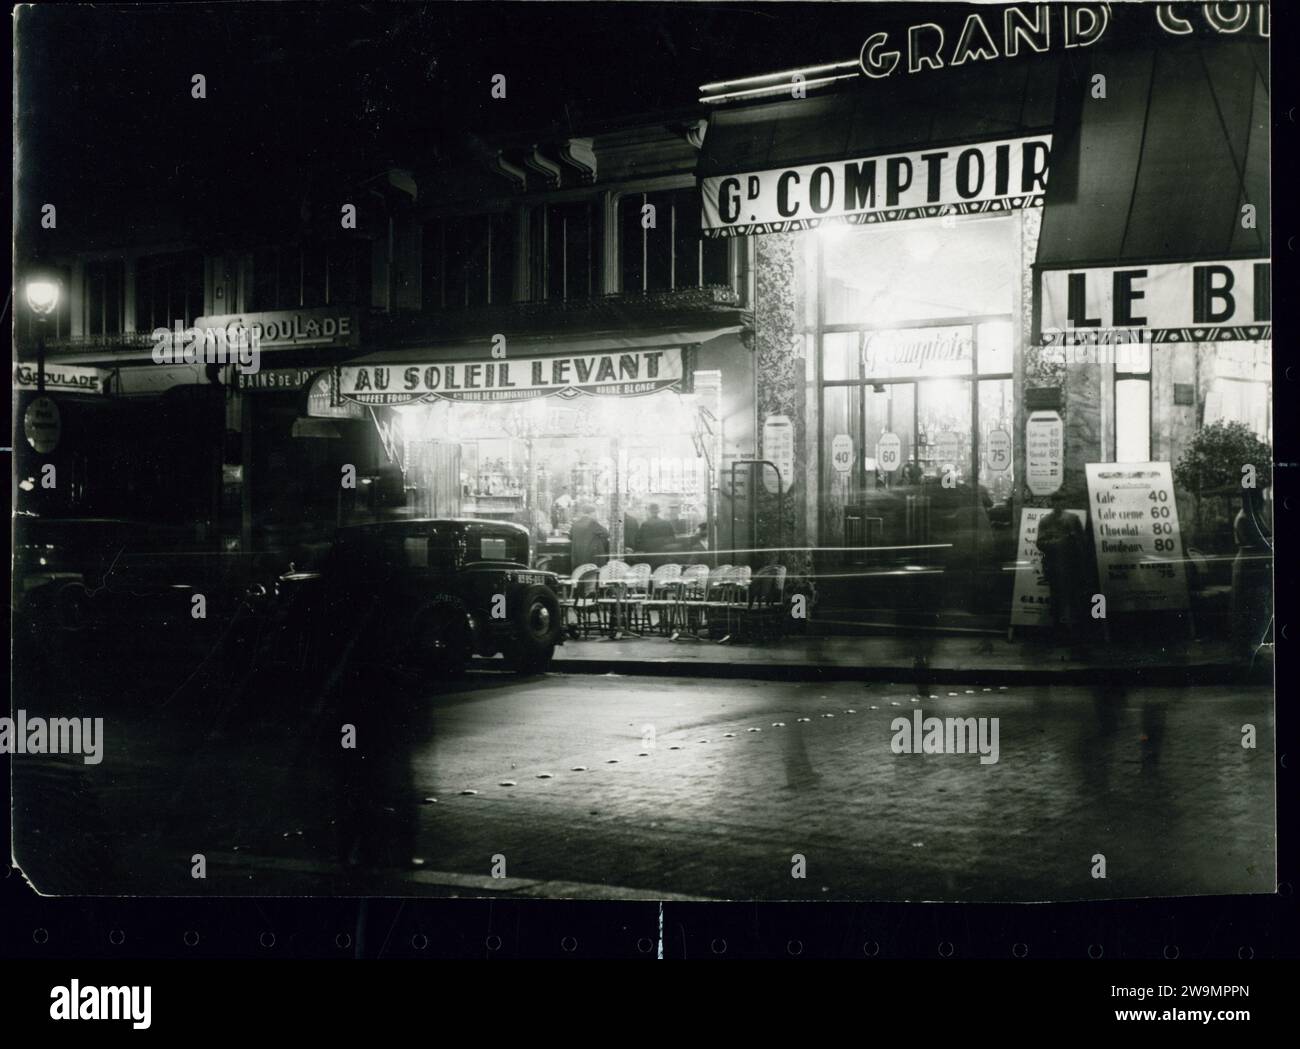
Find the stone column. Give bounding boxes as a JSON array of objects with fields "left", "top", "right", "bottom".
[{"left": 753, "top": 232, "right": 809, "bottom": 573}]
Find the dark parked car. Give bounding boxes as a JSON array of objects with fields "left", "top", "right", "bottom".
[
  {"left": 251, "top": 518, "right": 565, "bottom": 679},
  {"left": 12, "top": 515, "right": 220, "bottom": 646}
]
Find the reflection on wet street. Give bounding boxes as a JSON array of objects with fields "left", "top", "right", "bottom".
[{"left": 9, "top": 638, "right": 1275, "bottom": 901}]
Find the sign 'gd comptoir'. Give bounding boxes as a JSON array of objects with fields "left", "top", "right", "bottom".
[{"left": 703, "top": 135, "right": 1050, "bottom": 237}]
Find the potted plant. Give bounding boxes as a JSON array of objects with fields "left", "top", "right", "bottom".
[{"left": 1174, "top": 421, "right": 1272, "bottom": 556}]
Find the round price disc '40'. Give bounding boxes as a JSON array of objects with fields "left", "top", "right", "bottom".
[{"left": 831, "top": 434, "right": 854, "bottom": 473}]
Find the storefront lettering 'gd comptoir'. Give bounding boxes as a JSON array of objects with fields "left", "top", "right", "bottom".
[
  {"left": 339, "top": 348, "right": 685, "bottom": 406},
  {"left": 703, "top": 134, "right": 1051, "bottom": 237}
]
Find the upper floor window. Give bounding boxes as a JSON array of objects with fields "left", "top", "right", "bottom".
[
  {"left": 85, "top": 258, "right": 125, "bottom": 337},
  {"left": 137, "top": 251, "right": 204, "bottom": 330},
  {"left": 252, "top": 241, "right": 370, "bottom": 311},
  {"left": 619, "top": 189, "right": 729, "bottom": 294},
  {"left": 423, "top": 213, "right": 514, "bottom": 310},
  {"left": 536, "top": 200, "right": 594, "bottom": 302}
]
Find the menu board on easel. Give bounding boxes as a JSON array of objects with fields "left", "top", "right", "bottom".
[
  {"left": 1084, "top": 462, "right": 1190, "bottom": 614},
  {"left": 1009, "top": 507, "right": 1088, "bottom": 628}
]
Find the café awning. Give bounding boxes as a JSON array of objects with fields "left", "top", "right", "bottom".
[
  {"left": 1035, "top": 37, "right": 1268, "bottom": 268},
  {"left": 338, "top": 325, "right": 744, "bottom": 406},
  {"left": 344, "top": 325, "right": 743, "bottom": 367},
  {"left": 697, "top": 32, "right": 1267, "bottom": 266}
]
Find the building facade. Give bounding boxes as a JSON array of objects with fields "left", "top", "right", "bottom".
[
  {"left": 16, "top": 2, "right": 1272, "bottom": 635},
  {"left": 694, "top": 3, "right": 1271, "bottom": 625}
]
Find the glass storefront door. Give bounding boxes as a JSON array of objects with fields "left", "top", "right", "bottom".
[
  {"left": 819, "top": 317, "right": 1016, "bottom": 615},
  {"left": 812, "top": 212, "right": 1022, "bottom": 618}
]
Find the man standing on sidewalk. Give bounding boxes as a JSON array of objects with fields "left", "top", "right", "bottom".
[
  {"left": 637, "top": 503, "right": 676, "bottom": 561},
  {"left": 570, "top": 503, "right": 610, "bottom": 568},
  {"left": 1036, "top": 493, "right": 1086, "bottom": 641}
]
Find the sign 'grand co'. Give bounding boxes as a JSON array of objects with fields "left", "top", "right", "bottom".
[{"left": 856, "top": 2, "right": 1269, "bottom": 80}]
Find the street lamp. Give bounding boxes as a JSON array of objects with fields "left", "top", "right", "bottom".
[{"left": 24, "top": 274, "right": 62, "bottom": 393}]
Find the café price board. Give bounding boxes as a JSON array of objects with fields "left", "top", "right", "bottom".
[
  {"left": 1084, "top": 462, "right": 1190, "bottom": 614},
  {"left": 1009, "top": 507, "right": 1087, "bottom": 628},
  {"left": 1026, "top": 411, "right": 1063, "bottom": 495}
]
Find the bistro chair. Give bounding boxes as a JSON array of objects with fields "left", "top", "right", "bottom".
[
  {"left": 561, "top": 563, "right": 599, "bottom": 601},
  {"left": 560, "top": 567, "right": 601, "bottom": 638},
  {"left": 674, "top": 564, "right": 732, "bottom": 641},
  {"left": 640, "top": 563, "right": 683, "bottom": 634},
  {"left": 621, "top": 562, "right": 652, "bottom": 630},
  {"left": 710, "top": 564, "right": 752, "bottom": 643},
  {"left": 668, "top": 564, "right": 710, "bottom": 638},
  {"left": 735, "top": 564, "right": 788, "bottom": 643},
  {"left": 596, "top": 559, "right": 631, "bottom": 634}
]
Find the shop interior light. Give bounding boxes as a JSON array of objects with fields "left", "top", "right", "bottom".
[
  {"left": 816, "top": 221, "right": 852, "bottom": 246},
  {"left": 25, "top": 277, "right": 61, "bottom": 317},
  {"left": 397, "top": 404, "right": 429, "bottom": 444},
  {"left": 904, "top": 229, "right": 942, "bottom": 263}
]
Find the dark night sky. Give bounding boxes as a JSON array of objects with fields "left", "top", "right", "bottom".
[{"left": 14, "top": 1, "right": 904, "bottom": 254}]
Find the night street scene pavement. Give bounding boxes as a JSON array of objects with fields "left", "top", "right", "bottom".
[
  {"left": 11, "top": 623, "right": 1274, "bottom": 902},
  {"left": 10, "top": 5, "right": 1276, "bottom": 907}
]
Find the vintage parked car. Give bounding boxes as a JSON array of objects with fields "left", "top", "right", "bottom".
[
  {"left": 12, "top": 515, "right": 224, "bottom": 646},
  {"left": 250, "top": 518, "right": 565, "bottom": 679}
]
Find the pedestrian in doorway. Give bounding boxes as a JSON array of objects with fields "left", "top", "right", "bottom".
[
  {"left": 623, "top": 498, "right": 642, "bottom": 555},
  {"left": 570, "top": 502, "right": 610, "bottom": 568},
  {"left": 685, "top": 522, "right": 709, "bottom": 565},
  {"left": 1036, "top": 492, "right": 1085, "bottom": 642},
  {"left": 550, "top": 487, "right": 574, "bottom": 532},
  {"left": 1231, "top": 486, "right": 1272, "bottom": 666}
]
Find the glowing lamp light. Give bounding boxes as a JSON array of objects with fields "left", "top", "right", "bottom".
[{"left": 25, "top": 278, "right": 61, "bottom": 317}]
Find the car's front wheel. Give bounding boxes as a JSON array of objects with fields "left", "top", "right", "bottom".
[{"left": 503, "top": 584, "right": 562, "bottom": 674}]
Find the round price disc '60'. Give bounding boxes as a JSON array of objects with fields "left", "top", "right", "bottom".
[{"left": 876, "top": 432, "right": 902, "bottom": 472}]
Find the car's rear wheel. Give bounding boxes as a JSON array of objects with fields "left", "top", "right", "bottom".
[
  {"left": 503, "top": 584, "right": 562, "bottom": 674},
  {"left": 411, "top": 598, "right": 473, "bottom": 679}
]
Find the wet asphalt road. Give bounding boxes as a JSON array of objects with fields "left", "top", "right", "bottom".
[{"left": 10, "top": 662, "right": 1276, "bottom": 902}]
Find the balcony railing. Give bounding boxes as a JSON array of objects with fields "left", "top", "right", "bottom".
[
  {"left": 17, "top": 332, "right": 158, "bottom": 355},
  {"left": 390, "top": 284, "right": 741, "bottom": 337}
]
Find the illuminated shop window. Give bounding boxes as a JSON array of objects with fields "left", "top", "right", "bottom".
[
  {"left": 1114, "top": 344, "right": 1151, "bottom": 462},
  {"left": 815, "top": 215, "right": 1018, "bottom": 557},
  {"left": 819, "top": 215, "right": 1013, "bottom": 326},
  {"left": 1203, "top": 342, "right": 1271, "bottom": 443}
]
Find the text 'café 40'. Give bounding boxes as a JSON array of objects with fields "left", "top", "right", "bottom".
[{"left": 678, "top": 1, "right": 1269, "bottom": 629}]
